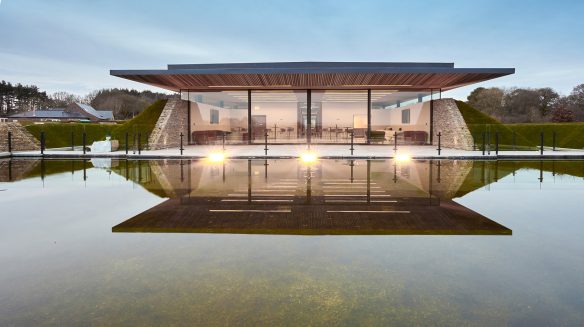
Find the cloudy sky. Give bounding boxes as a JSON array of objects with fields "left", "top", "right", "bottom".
[{"left": 1, "top": 0, "right": 583, "bottom": 99}]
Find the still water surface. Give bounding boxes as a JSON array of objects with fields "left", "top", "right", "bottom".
[{"left": 1, "top": 158, "right": 584, "bottom": 326}]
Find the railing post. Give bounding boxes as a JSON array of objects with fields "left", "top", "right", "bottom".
[
  {"left": 264, "top": 132, "right": 268, "bottom": 156},
  {"left": 350, "top": 132, "right": 354, "bottom": 155},
  {"left": 512, "top": 130, "right": 516, "bottom": 151},
  {"left": 180, "top": 133, "right": 184, "bottom": 155},
  {"left": 222, "top": 132, "right": 226, "bottom": 151},
  {"left": 393, "top": 131, "right": 397, "bottom": 152},
  {"left": 540, "top": 131, "right": 544, "bottom": 155},
  {"left": 482, "top": 131, "right": 486, "bottom": 156},
  {"left": 71, "top": 131, "right": 74, "bottom": 151},
  {"left": 553, "top": 131, "right": 556, "bottom": 151},
  {"left": 7, "top": 131, "right": 12, "bottom": 153},
  {"left": 495, "top": 132, "right": 499, "bottom": 155},
  {"left": 125, "top": 132, "right": 129, "bottom": 154},
  {"left": 436, "top": 132, "right": 441, "bottom": 156},
  {"left": 472, "top": 133, "right": 476, "bottom": 151},
  {"left": 487, "top": 130, "right": 491, "bottom": 155},
  {"left": 82, "top": 132, "right": 86, "bottom": 155},
  {"left": 40, "top": 131, "right": 45, "bottom": 155},
  {"left": 138, "top": 132, "right": 141, "bottom": 155}
]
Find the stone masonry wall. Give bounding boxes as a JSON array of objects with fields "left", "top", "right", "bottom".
[
  {"left": 0, "top": 122, "right": 40, "bottom": 152},
  {"left": 148, "top": 99, "right": 189, "bottom": 150},
  {"left": 432, "top": 98, "right": 474, "bottom": 150}
]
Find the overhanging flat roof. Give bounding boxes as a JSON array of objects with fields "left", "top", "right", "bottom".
[{"left": 110, "top": 61, "right": 515, "bottom": 92}]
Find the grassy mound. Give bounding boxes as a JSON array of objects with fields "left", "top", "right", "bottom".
[
  {"left": 456, "top": 101, "right": 535, "bottom": 149},
  {"left": 25, "top": 99, "right": 167, "bottom": 149},
  {"left": 111, "top": 99, "right": 167, "bottom": 142},
  {"left": 505, "top": 123, "right": 584, "bottom": 149}
]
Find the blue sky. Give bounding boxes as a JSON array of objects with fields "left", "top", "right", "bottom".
[{"left": 1, "top": 0, "right": 583, "bottom": 99}]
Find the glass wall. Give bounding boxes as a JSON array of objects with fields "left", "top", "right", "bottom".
[
  {"left": 371, "top": 90, "right": 432, "bottom": 145},
  {"left": 182, "top": 91, "right": 248, "bottom": 145},
  {"left": 251, "top": 90, "right": 307, "bottom": 143},
  {"left": 181, "top": 89, "right": 437, "bottom": 145},
  {"left": 312, "top": 90, "right": 368, "bottom": 144}
]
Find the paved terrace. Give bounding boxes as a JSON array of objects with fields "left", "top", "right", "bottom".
[{"left": 5, "top": 145, "right": 584, "bottom": 160}]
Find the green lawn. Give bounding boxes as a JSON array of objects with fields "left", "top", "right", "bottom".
[{"left": 25, "top": 99, "right": 167, "bottom": 149}]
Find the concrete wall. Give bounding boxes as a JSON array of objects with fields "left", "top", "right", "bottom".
[
  {"left": 371, "top": 101, "right": 431, "bottom": 134},
  {"left": 432, "top": 99, "right": 474, "bottom": 150},
  {"left": 0, "top": 122, "right": 40, "bottom": 152}
]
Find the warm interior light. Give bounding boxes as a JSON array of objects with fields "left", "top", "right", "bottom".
[
  {"left": 395, "top": 153, "right": 411, "bottom": 162},
  {"left": 300, "top": 151, "right": 318, "bottom": 164},
  {"left": 207, "top": 151, "right": 226, "bottom": 163}
]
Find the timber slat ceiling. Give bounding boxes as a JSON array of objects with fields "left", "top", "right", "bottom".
[{"left": 111, "top": 62, "right": 514, "bottom": 92}]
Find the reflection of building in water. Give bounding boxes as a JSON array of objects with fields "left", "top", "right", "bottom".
[{"left": 113, "top": 159, "right": 511, "bottom": 236}]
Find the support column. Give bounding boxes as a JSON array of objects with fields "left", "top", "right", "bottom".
[
  {"left": 186, "top": 91, "right": 192, "bottom": 144},
  {"left": 367, "top": 89, "right": 372, "bottom": 144},
  {"left": 429, "top": 89, "right": 434, "bottom": 144},
  {"left": 248, "top": 89, "right": 252, "bottom": 145},
  {"left": 307, "top": 90, "right": 312, "bottom": 145}
]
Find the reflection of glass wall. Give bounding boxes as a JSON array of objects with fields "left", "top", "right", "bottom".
[
  {"left": 182, "top": 91, "right": 248, "bottom": 144},
  {"left": 312, "top": 90, "right": 368, "bottom": 143},
  {"left": 371, "top": 90, "right": 432, "bottom": 145},
  {"left": 251, "top": 91, "right": 307, "bottom": 143}
]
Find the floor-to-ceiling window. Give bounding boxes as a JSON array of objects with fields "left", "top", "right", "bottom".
[
  {"left": 312, "top": 90, "right": 368, "bottom": 144},
  {"left": 251, "top": 90, "right": 307, "bottom": 144},
  {"left": 182, "top": 91, "right": 248, "bottom": 145},
  {"left": 181, "top": 88, "right": 437, "bottom": 146},
  {"left": 370, "top": 90, "right": 433, "bottom": 145}
]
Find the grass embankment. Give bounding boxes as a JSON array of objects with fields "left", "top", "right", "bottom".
[
  {"left": 456, "top": 101, "right": 536, "bottom": 149},
  {"left": 24, "top": 100, "right": 167, "bottom": 149},
  {"left": 505, "top": 123, "right": 584, "bottom": 149},
  {"left": 457, "top": 101, "right": 584, "bottom": 150}
]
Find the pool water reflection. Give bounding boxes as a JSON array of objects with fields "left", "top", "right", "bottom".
[{"left": 1, "top": 158, "right": 584, "bottom": 325}]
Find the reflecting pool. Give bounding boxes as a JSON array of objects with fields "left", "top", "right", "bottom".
[{"left": 1, "top": 158, "right": 584, "bottom": 325}]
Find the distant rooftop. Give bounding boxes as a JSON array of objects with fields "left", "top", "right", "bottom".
[
  {"left": 75, "top": 103, "right": 114, "bottom": 120},
  {"left": 8, "top": 110, "right": 82, "bottom": 119},
  {"left": 9, "top": 103, "right": 114, "bottom": 120}
]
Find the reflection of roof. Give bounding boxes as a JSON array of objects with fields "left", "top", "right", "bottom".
[
  {"left": 75, "top": 103, "right": 114, "bottom": 120},
  {"left": 113, "top": 197, "right": 512, "bottom": 236},
  {"left": 111, "top": 61, "right": 515, "bottom": 92},
  {"left": 9, "top": 110, "right": 84, "bottom": 119}
]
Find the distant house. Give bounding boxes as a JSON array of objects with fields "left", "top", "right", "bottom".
[{"left": 9, "top": 103, "right": 114, "bottom": 122}]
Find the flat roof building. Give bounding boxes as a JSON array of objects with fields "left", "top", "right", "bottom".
[{"left": 111, "top": 62, "right": 513, "bottom": 149}]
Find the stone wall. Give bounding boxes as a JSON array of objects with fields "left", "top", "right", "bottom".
[
  {"left": 432, "top": 98, "right": 474, "bottom": 150},
  {"left": 0, "top": 122, "right": 40, "bottom": 152},
  {"left": 148, "top": 99, "right": 189, "bottom": 150}
]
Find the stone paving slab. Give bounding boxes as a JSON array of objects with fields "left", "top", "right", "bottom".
[{"left": 7, "top": 145, "right": 584, "bottom": 160}]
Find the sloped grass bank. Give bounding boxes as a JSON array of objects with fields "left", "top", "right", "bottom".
[
  {"left": 506, "top": 123, "right": 584, "bottom": 149},
  {"left": 25, "top": 100, "right": 167, "bottom": 149},
  {"left": 456, "top": 101, "right": 535, "bottom": 149}
]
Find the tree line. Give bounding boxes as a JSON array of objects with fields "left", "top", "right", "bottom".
[
  {"left": 467, "top": 84, "right": 584, "bottom": 123},
  {"left": 0, "top": 80, "right": 176, "bottom": 119}
]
